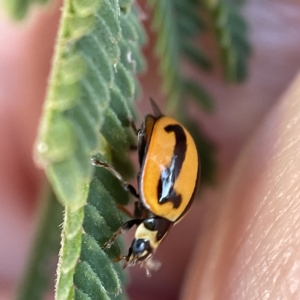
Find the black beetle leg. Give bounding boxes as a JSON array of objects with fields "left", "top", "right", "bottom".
[
  {"left": 124, "top": 184, "right": 139, "bottom": 199},
  {"left": 102, "top": 219, "right": 143, "bottom": 250},
  {"left": 91, "top": 158, "right": 139, "bottom": 199}
]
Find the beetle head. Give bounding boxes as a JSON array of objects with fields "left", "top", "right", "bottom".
[
  {"left": 128, "top": 238, "right": 153, "bottom": 263},
  {"left": 122, "top": 238, "right": 161, "bottom": 276}
]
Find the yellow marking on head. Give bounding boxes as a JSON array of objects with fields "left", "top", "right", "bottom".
[{"left": 135, "top": 223, "right": 161, "bottom": 250}]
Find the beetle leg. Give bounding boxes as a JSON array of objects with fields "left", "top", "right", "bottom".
[
  {"left": 133, "top": 201, "right": 150, "bottom": 219},
  {"left": 91, "top": 159, "right": 122, "bottom": 180},
  {"left": 118, "top": 201, "right": 149, "bottom": 220},
  {"left": 102, "top": 219, "right": 142, "bottom": 249},
  {"left": 124, "top": 184, "right": 139, "bottom": 198},
  {"left": 116, "top": 204, "right": 134, "bottom": 218},
  {"left": 113, "top": 255, "right": 127, "bottom": 263},
  {"left": 91, "top": 158, "right": 139, "bottom": 198}
]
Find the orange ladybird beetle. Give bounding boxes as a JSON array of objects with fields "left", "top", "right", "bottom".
[{"left": 92, "top": 99, "right": 199, "bottom": 276}]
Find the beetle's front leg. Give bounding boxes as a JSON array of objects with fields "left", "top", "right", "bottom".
[
  {"left": 124, "top": 183, "right": 139, "bottom": 198},
  {"left": 102, "top": 219, "right": 143, "bottom": 249}
]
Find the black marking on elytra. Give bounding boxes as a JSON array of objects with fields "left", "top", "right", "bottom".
[{"left": 157, "top": 124, "right": 187, "bottom": 208}]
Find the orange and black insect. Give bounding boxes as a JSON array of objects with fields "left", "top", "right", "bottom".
[{"left": 92, "top": 99, "right": 199, "bottom": 275}]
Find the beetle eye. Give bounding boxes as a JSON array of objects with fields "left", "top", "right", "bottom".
[
  {"left": 131, "top": 239, "right": 152, "bottom": 259},
  {"left": 132, "top": 239, "right": 147, "bottom": 253}
]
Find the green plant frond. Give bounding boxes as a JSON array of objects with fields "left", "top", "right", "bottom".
[
  {"left": 184, "top": 79, "right": 214, "bottom": 112},
  {"left": 204, "top": 0, "right": 251, "bottom": 82},
  {"left": 34, "top": 0, "right": 145, "bottom": 299},
  {"left": 128, "top": 7, "right": 148, "bottom": 46},
  {"left": 74, "top": 177, "right": 129, "bottom": 299},
  {"left": 175, "top": 0, "right": 206, "bottom": 38},
  {"left": 148, "top": 0, "right": 213, "bottom": 111},
  {"left": 147, "top": 0, "right": 182, "bottom": 113},
  {"left": 182, "top": 43, "right": 212, "bottom": 71},
  {"left": 56, "top": 206, "right": 84, "bottom": 300}
]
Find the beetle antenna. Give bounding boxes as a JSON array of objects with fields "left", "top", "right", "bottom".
[{"left": 149, "top": 98, "right": 163, "bottom": 117}]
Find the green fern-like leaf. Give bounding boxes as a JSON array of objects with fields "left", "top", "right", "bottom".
[
  {"left": 204, "top": 0, "right": 251, "bottom": 82},
  {"left": 35, "top": 0, "right": 146, "bottom": 299},
  {"left": 183, "top": 79, "right": 214, "bottom": 112},
  {"left": 148, "top": 0, "right": 182, "bottom": 113},
  {"left": 148, "top": 0, "right": 213, "bottom": 113}
]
